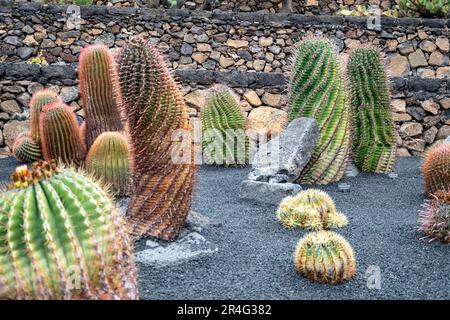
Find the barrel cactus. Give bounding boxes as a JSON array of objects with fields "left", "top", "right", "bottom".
[
  {"left": 201, "top": 89, "right": 249, "bottom": 166},
  {"left": 116, "top": 37, "right": 197, "bottom": 241},
  {"left": 29, "top": 89, "right": 61, "bottom": 145},
  {"left": 277, "top": 189, "right": 348, "bottom": 231},
  {"left": 422, "top": 143, "right": 450, "bottom": 196},
  {"left": 79, "top": 44, "right": 123, "bottom": 150},
  {"left": 0, "top": 160, "right": 138, "bottom": 299},
  {"left": 294, "top": 230, "right": 356, "bottom": 284},
  {"left": 288, "top": 37, "right": 351, "bottom": 185},
  {"left": 11, "top": 132, "right": 42, "bottom": 163},
  {"left": 418, "top": 190, "right": 450, "bottom": 244},
  {"left": 85, "top": 131, "right": 131, "bottom": 196},
  {"left": 39, "top": 101, "right": 86, "bottom": 166},
  {"left": 347, "top": 46, "right": 396, "bottom": 173}
]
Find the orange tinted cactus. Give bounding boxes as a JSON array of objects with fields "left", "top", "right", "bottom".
[
  {"left": 29, "top": 89, "right": 61, "bottom": 145},
  {"left": 422, "top": 143, "right": 450, "bottom": 196}
]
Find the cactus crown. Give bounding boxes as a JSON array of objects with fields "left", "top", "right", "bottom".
[{"left": 10, "top": 159, "right": 60, "bottom": 189}]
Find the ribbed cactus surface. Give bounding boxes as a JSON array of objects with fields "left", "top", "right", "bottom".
[
  {"left": 422, "top": 143, "right": 450, "bottom": 196},
  {"left": 419, "top": 191, "right": 450, "bottom": 244},
  {"left": 0, "top": 160, "right": 138, "bottom": 299},
  {"left": 86, "top": 131, "right": 130, "bottom": 196},
  {"left": 39, "top": 102, "right": 86, "bottom": 166},
  {"left": 12, "top": 132, "right": 42, "bottom": 163},
  {"left": 288, "top": 38, "right": 351, "bottom": 185},
  {"left": 348, "top": 47, "right": 396, "bottom": 173},
  {"left": 116, "top": 38, "right": 197, "bottom": 241},
  {"left": 294, "top": 230, "right": 356, "bottom": 284},
  {"left": 201, "top": 90, "right": 248, "bottom": 166},
  {"left": 79, "top": 44, "right": 123, "bottom": 149},
  {"left": 29, "top": 89, "right": 61, "bottom": 145}
]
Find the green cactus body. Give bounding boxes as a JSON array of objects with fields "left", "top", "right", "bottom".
[
  {"left": 288, "top": 38, "right": 351, "bottom": 185},
  {"left": 39, "top": 102, "right": 86, "bottom": 166},
  {"left": 116, "top": 38, "right": 197, "bottom": 241},
  {"left": 12, "top": 132, "right": 42, "bottom": 163},
  {"left": 201, "top": 90, "right": 248, "bottom": 166},
  {"left": 29, "top": 89, "right": 61, "bottom": 145},
  {"left": 86, "top": 132, "right": 130, "bottom": 196},
  {"left": 79, "top": 44, "right": 123, "bottom": 150},
  {"left": 348, "top": 47, "right": 396, "bottom": 173},
  {"left": 399, "top": 0, "right": 450, "bottom": 18},
  {"left": 0, "top": 160, "right": 138, "bottom": 299}
]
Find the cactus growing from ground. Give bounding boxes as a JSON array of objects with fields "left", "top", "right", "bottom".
[
  {"left": 418, "top": 190, "right": 450, "bottom": 244},
  {"left": 85, "top": 131, "right": 131, "bottom": 196},
  {"left": 29, "top": 89, "right": 61, "bottom": 145},
  {"left": 293, "top": 230, "right": 356, "bottom": 284},
  {"left": 12, "top": 132, "right": 42, "bottom": 163},
  {"left": 347, "top": 46, "right": 396, "bottom": 173},
  {"left": 115, "top": 37, "right": 197, "bottom": 241},
  {"left": 201, "top": 89, "right": 249, "bottom": 166},
  {"left": 422, "top": 143, "right": 450, "bottom": 196},
  {"left": 288, "top": 37, "right": 351, "bottom": 185},
  {"left": 39, "top": 101, "right": 86, "bottom": 166},
  {"left": 79, "top": 44, "right": 123, "bottom": 150},
  {"left": 277, "top": 189, "right": 348, "bottom": 231},
  {"left": 0, "top": 160, "right": 138, "bottom": 299}
]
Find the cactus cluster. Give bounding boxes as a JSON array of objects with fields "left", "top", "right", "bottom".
[
  {"left": 422, "top": 143, "right": 450, "bottom": 196},
  {"left": 277, "top": 189, "right": 348, "bottom": 231},
  {"left": 0, "top": 160, "right": 138, "bottom": 299},
  {"left": 418, "top": 190, "right": 450, "bottom": 244},
  {"left": 347, "top": 47, "right": 396, "bottom": 173},
  {"left": 288, "top": 38, "right": 351, "bottom": 185},
  {"left": 115, "top": 38, "right": 197, "bottom": 241},
  {"left": 12, "top": 132, "right": 42, "bottom": 163},
  {"left": 201, "top": 89, "right": 249, "bottom": 166},
  {"left": 293, "top": 230, "right": 356, "bottom": 284},
  {"left": 399, "top": 0, "right": 450, "bottom": 18}
]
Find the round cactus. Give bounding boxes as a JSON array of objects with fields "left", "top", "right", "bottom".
[
  {"left": 39, "top": 101, "right": 86, "bottom": 166},
  {"left": 29, "top": 89, "right": 61, "bottom": 145},
  {"left": 277, "top": 189, "right": 348, "bottom": 231},
  {"left": 0, "top": 160, "right": 138, "bottom": 299},
  {"left": 12, "top": 132, "right": 42, "bottom": 163},
  {"left": 422, "top": 143, "right": 450, "bottom": 196},
  {"left": 86, "top": 132, "right": 131, "bottom": 196},
  {"left": 418, "top": 191, "right": 450, "bottom": 244},
  {"left": 294, "top": 230, "right": 356, "bottom": 284}
]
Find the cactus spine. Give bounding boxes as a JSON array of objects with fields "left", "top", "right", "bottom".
[
  {"left": 201, "top": 89, "right": 249, "bottom": 166},
  {"left": 0, "top": 160, "right": 138, "bottom": 299},
  {"left": 12, "top": 132, "right": 42, "bottom": 163},
  {"left": 29, "top": 89, "right": 61, "bottom": 145},
  {"left": 39, "top": 102, "right": 86, "bottom": 166},
  {"left": 288, "top": 38, "right": 351, "bottom": 185},
  {"left": 422, "top": 143, "right": 450, "bottom": 196},
  {"left": 347, "top": 46, "right": 396, "bottom": 173},
  {"left": 293, "top": 230, "right": 356, "bottom": 284},
  {"left": 79, "top": 44, "right": 123, "bottom": 150},
  {"left": 418, "top": 191, "right": 450, "bottom": 244},
  {"left": 116, "top": 38, "right": 197, "bottom": 241},
  {"left": 86, "top": 131, "right": 130, "bottom": 196}
]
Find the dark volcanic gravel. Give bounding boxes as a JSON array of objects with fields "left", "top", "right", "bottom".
[{"left": 1, "top": 157, "right": 449, "bottom": 299}]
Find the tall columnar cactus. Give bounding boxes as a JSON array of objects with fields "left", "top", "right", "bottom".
[
  {"left": 293, "top": 230, "right": 356, "bottom": 284},
  {"left": 12, "top": 132, "right": 42, "bottom": 163},
  {"left": 116, "top": 37, "right": 197, "bottom": 241},
  {"left": 347, "top": 46, "right": 396, "bottom": 173},
  {"left": 418, "top": 190, "right": 450, "bottom": 244},
  {"left": 39, "top": 101, "right": 86, "bottom": 166},
  {"left": 422, "top": 143, "right": 450, "bottom": 196},
  {"left": 0, "top": 160, "right": 138, "bottom": 299},
  {"left": 288, "top": 38, "right": 351, "bottom": 185},
  {"left": 277, "top": 189, "right": 348, "bottom": 231},
  {"left": 79, "top": 44, "right": 123, "bottom": 150},
  {"left": 29, "top": 89, "right": 61, "bottom": 145},
  {"left": 201, "top": 89, "right": 249, "bottom": 166},
  {"left": 86, "top": 131, "right": 131, "bottom": 196}
]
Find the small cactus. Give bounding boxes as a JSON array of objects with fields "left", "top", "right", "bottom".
[
  {"left": 418, "top": 190, "right": 450, "bottom": 244},
  {"left": 79, "top": 44, "right": 123, "bottom": 150},
  {"left": 0, "top": 160, "right": 138, "bottom": 299},
  {"left": 277, "top": 189, "right": 348, "bottom": 231},
  {"left": 85, "top": 131, "right": 131, "bottom": 196},
  {"left": 422, "top": 143, "right": 450, "bottom": 196},
  {"left": 293, "top": 230, "right": 356, "bottom": 284},
  {"left": 12, "top": 132, "right": 42, "bottom": 163},
  {"left": 29, "top": 89, "right": 61, "bottom": 145},
  {"left": 201, "top": 89, "right": 249, "bottom": 166},
  {"left": 39, "top": 101, "right": 86, "bottom": 166}
]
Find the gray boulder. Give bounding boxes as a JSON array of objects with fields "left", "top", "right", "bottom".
[{"left": 239, "top": 180, "right": 302, "bottom": 205}]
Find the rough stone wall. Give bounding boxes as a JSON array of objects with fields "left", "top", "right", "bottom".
[{"left": 0, "top": 3, "right": 449, "bottom": 158}]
